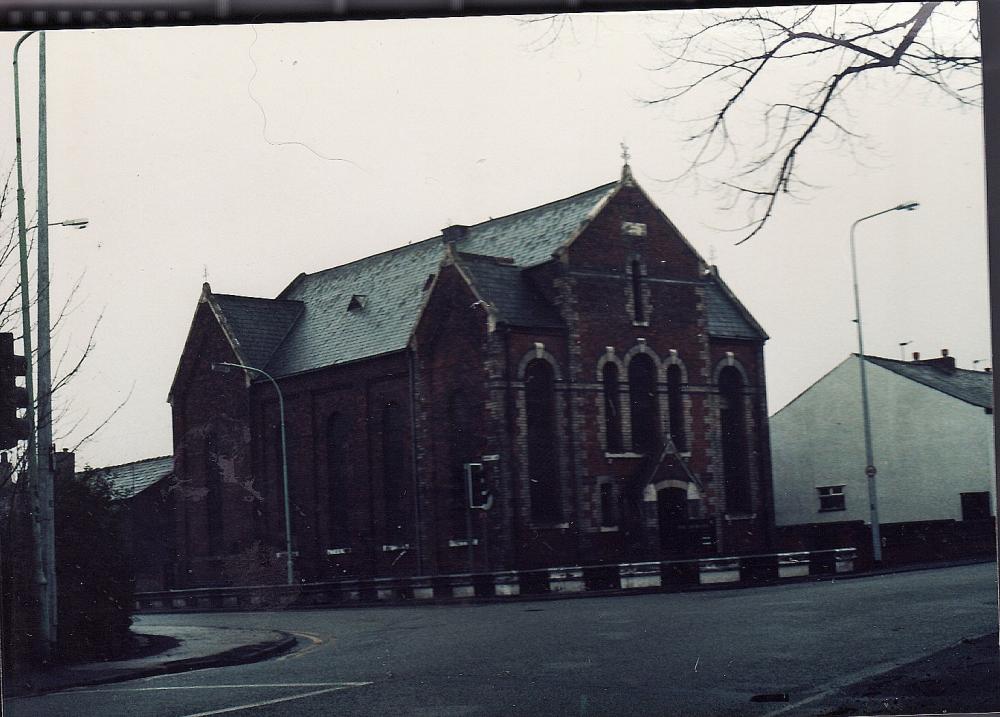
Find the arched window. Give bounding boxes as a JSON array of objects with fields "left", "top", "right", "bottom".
[
  {"left": 326, "top": 413, "right": 349, "bottom": 547},
  {"left": 719, "top": 367, "right": 751, "bottom": 514},
  {"left": 667, "top": 364, "right": 686, "bottom": 452},
  {"left": 525, "top": 359, "right": 560, "bottom": 521},
  {"left": 447, "top": 390, "right": 473, "bottom": 535},
  {"left": 602, "top": 363, "right": 623, "bottom": 453},
  {"left": 629, "top": 354, "right": 659, "bottom": 454},
  {"left": 204, "top": 432, "right": 223, "bottom": 555},
  {"left": 631, "top": 260, "right": 645, "bottom": 323},
  {"left": 382, "top": 401, "right": 408, "bottom": 544}
]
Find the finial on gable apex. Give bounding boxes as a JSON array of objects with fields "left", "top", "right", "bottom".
[{"left": 620, "top": 141, "right": 634, "bottom": 185}]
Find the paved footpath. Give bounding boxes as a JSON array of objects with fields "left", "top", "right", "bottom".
[{"left": 3, "top": 625, "right": 296, "bottom": 697}]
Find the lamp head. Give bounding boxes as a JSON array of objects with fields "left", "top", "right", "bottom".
[
  {"left": 895, "top": 202, "right": 919, "bottom": 212},
  {"left": 60, "top": 218, "right": 89, "bottom": 229}
]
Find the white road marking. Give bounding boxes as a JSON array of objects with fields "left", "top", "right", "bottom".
[
  {"left": 178, "top": 683, "right": 373, "bottom": 717},
  {"left": 68, "top": 683, "right": 367, "bottom": 693}
]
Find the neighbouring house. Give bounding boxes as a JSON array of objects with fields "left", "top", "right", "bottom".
[
  {"left": 86, "top": 455, "right": 176, "bottom": 591},
  {"left": 166, "top": 162, "right": 774, "bottom": 588},
  {"left": 771, "top": 350, "right": 996, "bottom": 563}
]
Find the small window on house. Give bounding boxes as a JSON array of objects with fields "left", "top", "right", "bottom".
[
  {"left": 631, "top": 260, "right": 645, "bottom": 324},
  {"left": 960, "top": 492, "right": 991, "bottom": 521},
  {"left": 600, "top": 482, "right": 618, "bottom": 528},
  {"left": 347, "top": 294, "right": 367, "bottom": 311},
  {"left": 667, "top": 364, "right": 686, "bottom": 452},
  {"left": 817, "top": 485, "right": 845, "bottom": 512},
  {"left": 629, "top": 353, "right": 659, "bottom": 454},
  {"left": 525, "top": 359, "right": 561, "bottom": 522},
  {"left": 602, "top": 363, "right": 623, "bottom": 453}
]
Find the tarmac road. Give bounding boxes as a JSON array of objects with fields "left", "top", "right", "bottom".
[{"left": 6, "top": 562, "right": 998, "bottom": 716}]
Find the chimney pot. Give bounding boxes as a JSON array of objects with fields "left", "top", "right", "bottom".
[
  {"left": 942, "top": 348, "right": 949, "bottom": 357},
  {"left": 986, "top": 367, "right": 992, "bottom": 373},
  {"left": 912, "top": 352, "right": 920, "bottom": 361}
]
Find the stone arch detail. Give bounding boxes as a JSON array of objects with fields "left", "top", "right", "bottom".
[
  {"left": 595, "top": 346, "right": 626, "bottom": 380},
  {"left": 516, "top": 343, "right": 563, "bottom": 382},
  {"left": 663, "top": 349, "right": 689, "bottom": 384},
  {"left": 712, "top": 352, "right": 750, "bottom": 387}
]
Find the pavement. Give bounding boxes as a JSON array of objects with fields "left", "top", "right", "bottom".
[{"left": 2, "top": 625, "right": 297, "bottom": 698}]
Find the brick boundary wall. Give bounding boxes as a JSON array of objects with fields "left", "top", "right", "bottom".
[{"left": 134, "top": 548, "right": 856, "bottom": 612}]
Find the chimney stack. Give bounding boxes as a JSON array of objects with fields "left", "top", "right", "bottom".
[
  {"left": 442, "top": 225, "right": 469, "bottom": 245},
  {"left": 913, "top": 348, "right": 956, "bottom": 372}
]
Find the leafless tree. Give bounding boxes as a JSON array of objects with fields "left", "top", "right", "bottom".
[{"left": 643, "top": 2, "right": 980, "bottom": 242}]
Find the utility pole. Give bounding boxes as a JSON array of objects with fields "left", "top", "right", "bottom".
[
  {"left": 36, "top": 30, "right": 57, "bottom": 658},
  {"left": 12, "top": 30, "right": 45, "bottom": 661}
]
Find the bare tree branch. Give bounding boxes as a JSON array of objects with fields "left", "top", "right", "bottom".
[{"left": 642, "top": 2, "right": 980, "bottom": 242}]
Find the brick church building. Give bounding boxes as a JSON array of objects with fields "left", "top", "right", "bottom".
[{"left": 167, "top": 163, "right": 774, "bottom": 588}]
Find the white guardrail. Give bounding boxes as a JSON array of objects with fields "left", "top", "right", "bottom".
[{"left": 135, "top": 548, "right": 857, "bottom": 612}]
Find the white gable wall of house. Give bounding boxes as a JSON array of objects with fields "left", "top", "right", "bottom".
[{"left": 772, "top": 357, "right": 995, "bottom": 527}]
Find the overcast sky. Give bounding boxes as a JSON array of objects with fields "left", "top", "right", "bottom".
[{"left": 0, "top": 6, "right": 989, "bottom": 469}]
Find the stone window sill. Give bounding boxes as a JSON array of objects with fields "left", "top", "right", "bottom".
[
  {"left": 381, "top": 544, "right": 411, "bottom": 552},
  {"left": 448, "top": 538, "right": 479, "bottom": 547},
  {"left": 724, "top": 513, "right": 757, "bottom": 522},
  {"left": 325, "top": 547, "right": 352, "bottom": 556},
  {"left": 530, "top": 522, "right": 571, "bottom": 530},
  {"left": 605, "top": 451, "right": 644, "bottom": 459}
]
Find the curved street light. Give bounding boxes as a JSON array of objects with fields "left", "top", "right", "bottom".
[
  {"left": 850, "top": 201, "right": 920, "bottom": 564},
  {"left": 211, "top": 361, "right": 294, "bottom": 585}
]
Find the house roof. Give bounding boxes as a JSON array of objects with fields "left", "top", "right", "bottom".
[
  {"left": 202, "top": 177, "right": 764, "bottom": 379},
  {"left": 211, "top": 293, "right": 304, "bottom": 371},
  {"left": 455, "top": 252, "right": 564, "bottom": 329},
  {"left": 865, "top": 355, "right": 993, "bottom": 409},
  {"left": 703, "top": 281, "right": 766, "bottom": 340},
  {"left": 84, "top": 455, "right": 173, "bottom": 500}
]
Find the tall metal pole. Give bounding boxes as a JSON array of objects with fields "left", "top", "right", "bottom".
[
  {"left": 850, "top": 202, "right": 918, "bottom": 566},
  {"left": 36, "top": 30, "right": 57, "bottom": 655},
  {"left": 213, "top": 362, "right": 294, "bottom": 584},
  {"left": 12, "top": 30, "right": 45, "bottom": 660}
]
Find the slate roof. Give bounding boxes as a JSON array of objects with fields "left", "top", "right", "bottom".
[
  {"left": 456, "top": 253, "right": 563, "bottom": 329},
  {"left": 458, "top": 182, "right": 618, "bottom": 265},
  {"left": 85, "top": 455, "right": 173, "bottom": 500},
  {"left": 264, "top": 183, "right": 618, "bottom": 377},
  {"left": 865, "top": 356, "right": 993, "bottom": 409},
  {"left": 211, "top": 294, "right": 303, "bottom": 371},
  {"left": 703, "top": 282, "right": 765, "bottom": 340},
  {"left": 204, "top": 178, "right": 765, "bottom": 379}
]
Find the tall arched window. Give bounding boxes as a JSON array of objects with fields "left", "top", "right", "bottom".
[
  {"left": 382, "top": 401, "right": 408, "bottom": 544},
  {"left": 667, "top": 364, "right": 686, "bottom": 452},
  {"left": 631, "top": 260, "right": 646, "bottom": 323},
  {"left": 525, "top": 359, "right": 560, "bottom": 521},
  {"left": 602, "top": 363, "right": 623, "bottom": 453},
  {"left": 204, "top": 432, "right": 223, "bottom": 555},
  {"left": 447, "top": 390, "right": 473, "bottom": 535},
  {"left": 629, "top": 354, "right": 659, "bottom": 454},
  {"left": 326, "top": 413, "right": 349, "bottom": 547},
  {"left": 719, "top": 367, "right": 751, "bottom": 514}
]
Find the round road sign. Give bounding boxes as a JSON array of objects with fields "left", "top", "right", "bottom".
[{"left": 865, "top": 465, "right": 877, "bottom": 478}]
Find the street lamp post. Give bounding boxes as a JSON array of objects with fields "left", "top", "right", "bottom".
[
  {"left": 211, "top": 361, "right": 294, "bottom": 585},
  {"left": 850, "top": 201, "right": 919, "bottom": 565},
  {"left": 13, "top": 28, "right": 52, "bottom": 659}
]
